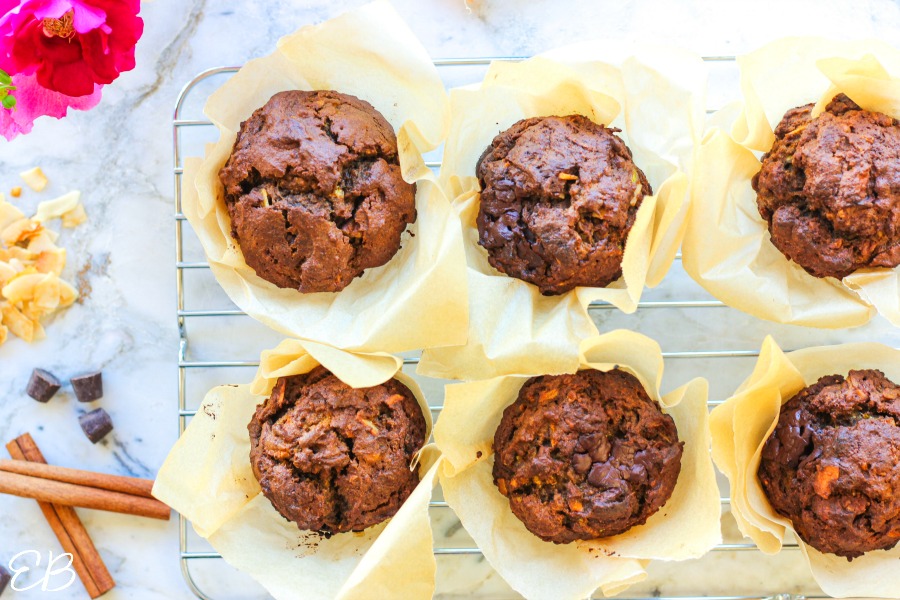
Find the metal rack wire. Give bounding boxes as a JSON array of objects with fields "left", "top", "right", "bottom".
[{"left": 170, "top": 59, "right": 847, "bottom": 600}]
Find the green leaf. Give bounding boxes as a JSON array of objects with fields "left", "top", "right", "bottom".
[
  {"left": 3, "top": 95, "right": 16, "bottom": 109},
  {"left": 0, "top": 70, "right": 11, "bottom": 85}
]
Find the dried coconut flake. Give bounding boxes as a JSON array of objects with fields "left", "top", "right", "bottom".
[{"left": 0, "top": 193, "right": 85, "bottom": 345}]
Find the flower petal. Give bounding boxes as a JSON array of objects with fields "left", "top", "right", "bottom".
[
  {"left": 32, "top": 0, "right": 73, "bottom": 21},
  {"left": 70, "top": 1, "right": 108, "bottom": 34},
  {"left": 0, "top": 72, "right": 101, "bottom": 141},
  {"left": 28, "top": 30, "right": 96, "bottom": 96},
  {"left": 78, "top": 29, "right": 118, "bottom": 84}
]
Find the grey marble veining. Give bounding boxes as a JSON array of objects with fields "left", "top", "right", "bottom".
[{"left": 2, "top": 0, "right": 900, "bottom": 598}]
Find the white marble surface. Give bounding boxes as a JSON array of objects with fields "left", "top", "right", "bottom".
[{"left": 2, "top": 0, "right": 900, "bottom": 598}]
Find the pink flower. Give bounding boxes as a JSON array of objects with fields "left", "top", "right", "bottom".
[
  {"left": 0, "top": 71, "right": 99, "bottom": 139},
  {"left": 0, "top": 0, "right": 143, "bottom": 97}
]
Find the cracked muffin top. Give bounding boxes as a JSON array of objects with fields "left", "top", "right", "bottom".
[
  {"left": 492, "top": 369, "right": 683, "bottom": 544},
  {"left": 218, "top": 90, "right": 417, "bottom": 293},
  {"left": 759, "top": 369, "right": 900, "bottom": 559},
  {"left": 248, "top": 366, "right": 427, "bottom": 534},
  {"left": 752, "top": 93, "right": 900, "bottom": 279},
  {"left": 476, "top": 115, "right": 651, "bottom": 296}
]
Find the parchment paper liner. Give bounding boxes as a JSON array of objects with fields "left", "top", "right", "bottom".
[
  {"left": 182, "top": 0, "right": 467, "bottom": 354},
  {"left": 710, "top": 336, "right": 900, "bottom": 598},
  {"left": 683, "top": 37, "right": 900, "bottom": 328},
  {"left": 153, "top": 339, "right": 440, "bottom": 600},
  {"left": 435, "top": 330, "right": 721, "bottom": 600},
  {"left": 418, "top": 46, "right": 707, "bottom": 380}
]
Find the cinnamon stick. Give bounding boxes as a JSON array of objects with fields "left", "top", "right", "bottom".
[
  {"left": 0, "top": 459, "right": 155, "bottom": 498},
  {"left": 7, "top": 434, "right": 115, "bottom": 599},
  {"left": 0, "top": 470, "right": 171, "bottom": 520}
]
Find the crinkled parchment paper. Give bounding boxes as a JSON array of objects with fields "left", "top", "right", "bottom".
[
  {"left": 684, "top": 37, "right": 900, "bottom": 328},
  {"left": 417, "top": 45, "right": 706, "bottom": 380},
  {"left": 435, "top": 330, "right": 721, "bottom": 600},
  {"left": 182, "top": 0, "right": 467, "bottom": 354},
  {"left": 710, "top": 335, "right": 900, "bottom": 597},
  {"left": 153, "top": 339, "right": 441, "bottom": 600}
]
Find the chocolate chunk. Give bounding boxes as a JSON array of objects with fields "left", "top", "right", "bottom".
[
  {"left": 572, "top": 453, "right": 592, "bottom": 474},
  {"left": 589, "top": 437, "right": 611, "bottom": 463},
  {"left": 628, "top": 463, "right": 649, "bottom": 485},
  {"left": 26, "top": 368, "right": 61, "bottom": 402},
  {"left": 588, "top": 463, "right": 620, "bottom": 488},
  {"left": 0, "top": 565, "right": 9, "bottom": 596},
  {"left": 70, "top": 371, "right": 103, "bottom": 403},
  {"left": 79, "top": 408, "right": 113, "bottom": 443}
]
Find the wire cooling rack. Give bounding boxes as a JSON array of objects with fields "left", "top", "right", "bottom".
[{"left": 172, "top": 58, "right": 900, "bottom": 600}]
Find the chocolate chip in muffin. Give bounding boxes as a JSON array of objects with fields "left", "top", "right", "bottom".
[
  {"left": 248, "top": 366, "right": 427, "bottom": 534},
  {"left": 218, "top": 90, "right": 417, "bottom": 293},
  {"left": 758, "top": 369, "right": 900, "bottom": 559},
  {"left": 752, "top": 94, "right": 900, "bottom": 279},
  {"left": 476, "top": 115, "right": 651, "bottom": 296},
  {"left": 492, "top": 369, "right": 683, "bottom": 544}
]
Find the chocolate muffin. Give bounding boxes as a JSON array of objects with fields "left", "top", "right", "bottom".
[
  {"left": 758, "top": 369, "right": 900, "bottom": 559},
  {"left": 248, "top": 366, "right": 427, "bottom": 534},
  {"left": 492, "top": 369, "right": 683, "bottom": 544},
  {"left": 752, "top": 94, "right": 900, "bottom": 279},
  {"left": 218, "top": 90, "right": 417, "bottom": 293},
  {"left": 476, "top": 115, "right": 651, "bottom": 296}
]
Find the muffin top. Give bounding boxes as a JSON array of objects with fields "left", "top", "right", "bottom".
[
  {"left": 759, "top": 369, "right": 900, "bottom": 559},
  {"left": 476, "top": 115, "right": 651, "bottom": 296},
  {"left": 492, "top": 369, "right": 683, "bottom": 544},
  {"left": 753, "top": 93, "right": 900, "bottom": 279},
  {"left": 219, "top": 90, "right": 416, "bottom": 293},
  {"left": 248, "top": 366, "right": 427, "bottom": 534}
]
